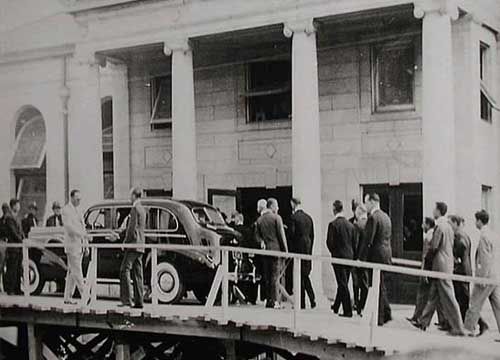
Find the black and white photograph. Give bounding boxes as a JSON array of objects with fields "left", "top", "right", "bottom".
[{"left": 0, "top": 0, "right": 499, "bottom": 359}]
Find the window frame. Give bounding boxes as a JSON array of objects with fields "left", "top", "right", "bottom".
[
  {"left": 243, "top": 59, "right": 292, "bottom": 124},
  {"left": 371, "top": 38, "right": 417, "bottom": 113},
  {"left": 150, "top": 75, "right": 172, "bottom": 130},
  {"left": 146, "top": 206, "right": 179, "bottom": 233}
]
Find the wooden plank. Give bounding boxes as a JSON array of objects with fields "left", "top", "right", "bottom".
[{"left": 27, "top": 324, "right": 42, "bottom": 360}]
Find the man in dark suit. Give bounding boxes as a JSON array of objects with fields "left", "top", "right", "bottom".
[
  {"left": 326, "top": 200, "right": 355, "bottom": 317},
  {"left": 449, "top": 215, "right": 472, "bottom": 321},
  {"left": 364, "top": 193, "right": 392, "bottom": 325},
  {"left": 119, "top": 187, "right": 146, "bottom": 308},
  {"left": 289, "top": 197, "right": 316, "bottom": 309},
  {"left": 21, "top": 201, "right": 38, "bottom": 238},
  {"left": 255, "top": 198, "right": 288, "bottom": 308},
  {"left": 46, "top": 201, "right": 63, "bottom": 227},
  {"left": 353, "top": 204, "right": 369, "bottom": 316},
  {"left": 4, "top": 199, "right": 24, "bottom": 295}
]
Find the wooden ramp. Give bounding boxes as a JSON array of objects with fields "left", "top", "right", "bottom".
[{"left": 1, "top": 295, "right": 500, "bottom": 359}]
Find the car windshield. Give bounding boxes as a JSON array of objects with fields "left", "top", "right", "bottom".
[{"left": 192, "top": 207, "right": 226, "bottom": 226}]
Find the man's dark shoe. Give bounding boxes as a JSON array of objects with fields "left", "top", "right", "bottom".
[
  {"left": 339, "top": 313, "right": 353, "bottom": 318},
  {"left": 132, "top": 304, "right": 143, "bottom": 309},
  {"left": 310, "top": 301, "right": 316, "bottom": 309},
  {"left": 410, "top": 321, "right": 426, "bottom": 331},
  {"left": 479, "top": 323, "right": 489, "bottom": 337}
]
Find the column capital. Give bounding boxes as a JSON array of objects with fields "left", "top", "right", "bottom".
[
  {"left": 74, "top": 48, "right": 105, "bottom": 67},
  {"left": 413, "top": 0, "right": 459, "bottom": 21},
  {"left": 163, "top": 38, "right": 192, "bottom": 56},
  {"left": 283, "top": 19, "right": 316, "bottom": 38}
]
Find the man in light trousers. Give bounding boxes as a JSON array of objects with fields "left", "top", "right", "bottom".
[
  {"left": 62, "top": 189, "right": 90, "bottom": 305},
  {"left": 464, "top": 210, "right": 500, "bottom": 337}
]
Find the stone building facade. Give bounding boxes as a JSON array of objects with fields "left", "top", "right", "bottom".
[{"left": 0, "top": 0, "right": 499, "bottom": 301}]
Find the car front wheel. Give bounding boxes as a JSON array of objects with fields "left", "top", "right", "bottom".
[{"left": 154, "top": 261, "right": 184, "bottom": 304}]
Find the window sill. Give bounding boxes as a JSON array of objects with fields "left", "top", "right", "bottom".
[
  {"left": 236, "top": 118, "right": 292, "bottom": 132},
  {"left": 363, "top": 108, "right": 420, "bottom": 123}
]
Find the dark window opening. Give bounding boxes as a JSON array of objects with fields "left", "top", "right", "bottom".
[
  {"left": 143, "top": 189, "right": 172, "bottom": 198},
  {"left": 150, "top": 75, "right": 172, "bottom": 130},
  {"left": 101, "top": 98, "right": 114, "bottom": 199},
  {"left": 373, "top": 38, "right": 415, "bottom": 111},
  {"left": 245, "top": 61, "right": 292, "bottom": 123},
  {"left": 481, "top": 91, "right": 493, "bottom": 123}
]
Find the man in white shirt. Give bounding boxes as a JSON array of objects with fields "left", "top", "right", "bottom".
[
  {"left": 62, "top": 189, "right": 90, "bottom": 305},
  {"left": 464, "top": 210, "right": 500, "bottom": 337}
]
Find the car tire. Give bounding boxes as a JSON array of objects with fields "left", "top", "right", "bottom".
[
  {"left": 21, "top": 259, "right": 46, "bottom": 296},
  {"left": 154, "top": 261, "right": 184, "bottom": 304}
]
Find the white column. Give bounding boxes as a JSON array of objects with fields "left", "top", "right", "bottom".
[
  {"left": 111, "top": 62, "right": 131, "bottom": 199},
  {"left": 164, "top": 40, "right": 198, "bottom": 200},
  {"left": 414, "top": 2, "right": 459, "bottom": 213},
  {"left": 68, "top": 51, "right": 104, "bottom": 209},
  {"left": 284, "top": 20, "right": 325, "bottom": 303}
]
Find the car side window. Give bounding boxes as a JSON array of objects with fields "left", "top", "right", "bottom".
[
  {"left": 147, "top": 207, "right": 178, "bottom": 232},
  {"left": 115, "top": 207, "right": 131, "bottom": 231},
  {"left": 86, "top": 208, "right": 112, "bottom": 230}
]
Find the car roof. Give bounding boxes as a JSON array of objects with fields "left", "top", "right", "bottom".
[{"left": 87, "top": 198, "right": 216, "bottom": 210}]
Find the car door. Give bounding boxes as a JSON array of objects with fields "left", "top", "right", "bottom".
[{"left": 85, "top": 207, "right": 114, "bottom": 279}]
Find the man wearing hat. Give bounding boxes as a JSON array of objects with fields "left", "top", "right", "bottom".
[
  {"left": 21, "top": 201, "right": 38, "bottom": 238},
  {"left": 46, "top": 201, "right": 63, "bottom": 227}
]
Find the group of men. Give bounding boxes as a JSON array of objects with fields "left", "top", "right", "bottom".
[
  {"left": 407, "top": 202, "right": 500, "bottom": 337},
  {"left": 326, "top": 194, "right": 392, "bottom": 325}
]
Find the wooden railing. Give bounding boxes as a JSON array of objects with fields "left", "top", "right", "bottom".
[{"left": 2, "top": 237, "right": 500, "bottom": 348}]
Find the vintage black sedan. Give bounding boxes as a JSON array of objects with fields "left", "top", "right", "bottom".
[{"left": 25, "top": 198, "right": 241, "bottom": 304}]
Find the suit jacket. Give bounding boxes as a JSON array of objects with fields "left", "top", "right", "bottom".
[
  {"left": 62, "top": 203, "right": 87, "bottom": 254},
  {"left": 124, "top": 201, "right": 146, "bottom": 253},
  {"left": 254, "top": 211, "right": 288, "bottom": 252},
  {"left": 289, "top": 209, "right": 314, "bottom": 255},
  {"left": 46, "top": 214, "right": 63, "bottom": 227},
  {"left": 3, "top": 213, "right": 23, "bottom": 244},
  {"left": 364, "top": 209, "right": 392, "bottom": 264},
  {"left": 354, "top": 223, "right": 368, "bottom": 261},
  {"left": 22, "top": 213, "right": 38, "bottom": 238},
  {"left": 326, "top": 215, "right": 355, "bottom": 259},
  {"left": 475, "top": 226, "right": 500, "bottom": 279},
  {"left": 427, "top": 216, "right": 454, "bottom": 273},
  {"left": 453, "top": 229, "right": 472, "bottom": 276}
]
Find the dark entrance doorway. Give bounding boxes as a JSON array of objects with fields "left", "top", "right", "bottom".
[
  {"left": 362, "top": 183, "right": 423, "bottom": 304},
  {"left": 237, "top": 186, "right": 293, "bottom": 227}
]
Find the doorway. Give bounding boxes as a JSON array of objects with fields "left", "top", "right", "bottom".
[{"left": 362, "top": 183, "right": 423, "bottom": 304}]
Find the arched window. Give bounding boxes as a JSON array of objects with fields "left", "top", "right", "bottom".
[{"left": 11, "top": 106, "right": 47, "bottom": 220}]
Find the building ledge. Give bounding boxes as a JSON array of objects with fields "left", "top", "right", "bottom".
[{"left": 58, "top": 0, "right": 155, "bottom": 13}]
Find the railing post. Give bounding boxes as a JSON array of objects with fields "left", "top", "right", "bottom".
[
  {"left": 369, "top": 268, "right": 381, "bottom": 345},
  {"left": 90, "top": 247, "right": 98, "bottom": 304},
  {"left": 221, "top": 249, "right": 229, "bottom": 318},
  {"left": 23, "top": 242, "right": 30, "bottom": 298},
  {"left": 150, "top": 247, "right": 158, "bottom": 306},
  {"left": 293, "top": 256, "right": 301, "bottom": 333}
]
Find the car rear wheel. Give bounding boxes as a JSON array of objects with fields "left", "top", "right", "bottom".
[
  {"left": 154, "top": 262, "right": 184, "bottom": 304},
  {"left": 21, "top": 259, "right": 46, "bottom": 295}
]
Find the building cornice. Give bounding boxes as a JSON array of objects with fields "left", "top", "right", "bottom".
[{"left": 0, "top": 44, "right": 75, "bottom": 66}]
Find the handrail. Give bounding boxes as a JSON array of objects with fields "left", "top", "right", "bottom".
[
  {"left": 8, "top": 240, "right": 500, "bottom": 287},
  {"left": 3, "top": 237, "right": 497, "bottom": 351}
]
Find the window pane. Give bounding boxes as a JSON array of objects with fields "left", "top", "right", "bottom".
[
  {"left": 116, "top": 207, "right": 131, "bottom": 230},
  {"left": 375, "top": 40, "right": 415, "bottom": 109},
  {"left": 152, "top": 76, "right": 172, "bottom": 119},
  {"left": 247, "top": 61, "right": 292, "bottom": 122},
  {"left": 158, "top": 209, "right": 178, "bottom": 231},
  {"left": 402, "top": 194, "right": 423, "bottom": 252},
  {"left": 86, "top": 208, "right": 111, "bottom": 230},
  {"left": 480, "top": 91, "right": 492, "bottom": 122}
]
